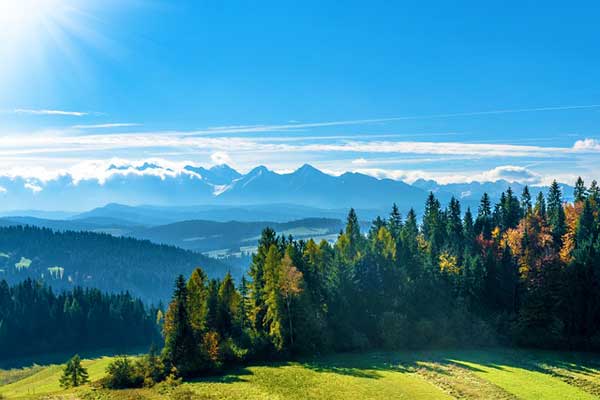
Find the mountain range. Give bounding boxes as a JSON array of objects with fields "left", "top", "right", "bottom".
[{"left": 0, "top": 163, "right": 574, "bottom": 215}]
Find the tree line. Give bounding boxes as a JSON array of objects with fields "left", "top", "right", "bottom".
[
  {"left": 156, "top": 178, "right": 600, "bottom": 380},
  {"left": 0, "top": 279, "right": 161, "bottom": 359}
]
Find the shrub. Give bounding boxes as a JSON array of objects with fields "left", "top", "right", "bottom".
[{"left": 103, "top": 356, "right": 143, "bottom": 389}]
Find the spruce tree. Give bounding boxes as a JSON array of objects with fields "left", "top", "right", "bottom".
[
  {"left": 521, "top": 186, "right": 532, "bottom": 215},
  {"left": 59, "top": 354, "right": 89, "bottom": 388},
  {"left": 547, "top": 180, "right": 566, "bottom": 249},
  {"left": 534, "top": 191, "right": 546, "bottom": 219},
  {"left": 388, "top": 203, "right": 403, "bottom": 239},
  {"left": 475, "top": 193, "right": 492, "bottom": 239},
  {"left": 162, "top": 275, "right": 197, "bottom": 377},
  {"left": 574, "top": 177, "right": 587, "bottom": 203},
  {"left": 186, "top": 268, "right": 209, "bottom": 337},
  {"left": 216, "top": 272, "right": 241, "bottom": 337}
]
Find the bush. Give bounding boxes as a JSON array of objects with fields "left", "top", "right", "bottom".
[
  {"left": 219, "top": 337, "right": 248, "bottom": 365},
  {"left": 103, "top": 356, "right": 143, "bottom": 389}
]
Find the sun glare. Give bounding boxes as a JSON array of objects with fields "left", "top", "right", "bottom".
[
  {"left": 0, "top": 0, "right": 61, "bottom": 35},
  {"left": 0, "top": 0, "right": 104, "bottom": 91}
]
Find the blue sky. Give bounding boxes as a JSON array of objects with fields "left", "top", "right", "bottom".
[{"left": 0, "top": 0, "right": 599, "bottom": 185}]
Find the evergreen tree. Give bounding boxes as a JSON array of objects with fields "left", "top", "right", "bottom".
[
  {"left": 186, "top": 268, "right": 209, "bottom": 337},
  {"left": 162, "top": 275, "right": 197, "bottom": 377},
  {"left": 574, "top": 177, "right": 587, "bottom": 203},
  {"left": 216, "top": 272, "right": 241, "bottom": 338},
  {"left": 589, "top": 180, "right": 599, "bottom": 204},
  {"left": 475, "top": 193, "right": 493, "bottom": 239},
  {"left": 521, "top": 186, "right": 532, "bottom": 215},
  {"left": 547, "top": 180, "right": 566, "bottom": 249},
  {"left": 248, "top": 228, "right": 278, "bottom": 332},
  {"left": 59, "top": 354, "right": 89, "bottom": 388},
  {"left": 388, "top": 203, "right": 403, "bottom": 239},
  {"left": 262, "top": 244, "right": 285, "bottom": 350},
  {"left": 534, "top": 191, "right": 546, "bottom": 219},
  {"left": 446, "top": 197, "right": 464, "bottom": 257}
]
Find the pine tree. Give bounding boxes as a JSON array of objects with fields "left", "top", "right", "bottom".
[
  {"left": 475, "top": 193, "right": 492, "bottom": 239},
  {"left": 521, "top": 186, "right": 532, "bottom": 215},
  {"left": 238, "top": 275, "right": 250, "bottom": 330},
  {"left": 446, "top": 197, "right": 463, "bottom": 257},
  {"left": 216, "top": 272, "right": 241, "bottom": 338},
  {"left": 263, "top": 244, "right": 285, "bottom": 350},
  {"left": 534, "top": 191, "right": 546, "bottom": 219},
  {"left": 589, "top": 180, "right": 599, "bottom": 204},
  {"left": 249, "top": 228, "right": 277, "bottom": 332},
  {"left": 388, "top": 203, "right": 403, "bottom": 239},
  {"left": 547, "top": 180, "right": 566, "bottom": 249},
  {"left": 59, "top": 354, "right": 89, "bottom": 388},
  {"left": 186, "top": 268, "right": 209, "bottom": 337},
  {"left": 162, "top": 275, "right": 197, "bottom": 377},
  {"left": 345, "top": 208, "right": 363, "bottom": 259},
  {"left": 574, "top": 177, "right": 587, "bottom": 203},
  {"left": 463, "top": 207, "right": 475, "bottom": 252}
]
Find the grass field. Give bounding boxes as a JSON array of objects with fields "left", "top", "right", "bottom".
[{"left": 2, "top": 349, "right": 600, "bottom": 399}]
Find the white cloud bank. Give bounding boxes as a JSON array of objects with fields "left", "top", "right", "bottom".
[
  {"left": 573, "top": 138, "right": 600, "bottom": 152},
  {"left": 353, "top": 165, "right": 542, "bottom": 185}
]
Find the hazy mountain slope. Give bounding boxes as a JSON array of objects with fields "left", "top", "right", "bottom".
[
  {"left": 129, "top": 218, "right": 344, "bottom": 253},
  {"left": 0, "top": 225, "right": 234, "bottom": 302}
]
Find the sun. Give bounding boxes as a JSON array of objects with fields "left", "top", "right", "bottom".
[
  {"left": 0, "top": 0, "right": 64, "bottom": 36},
  {"left": 0, "top": 0, "right": 105, "bottom": 92}
]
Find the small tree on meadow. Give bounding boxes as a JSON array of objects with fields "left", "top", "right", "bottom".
[{"left": 59, "top": 354, "right": 89, "bottom": 388}]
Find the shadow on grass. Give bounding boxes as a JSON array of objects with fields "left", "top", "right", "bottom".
[
  {"left": 297, "top": 348, "right": 600, "bottom": 383},
  {"left": 176, "top": 348, "right": 600, "bottom": 389},
  {"left": 189, "top": 366, "right": 254, "bottom": 384}
]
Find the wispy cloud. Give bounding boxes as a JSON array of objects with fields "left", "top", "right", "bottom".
[
  {"left": 10, "top": 108, "right": 92, "bottom": 117},
  {"left": 195, "top": 104, "right": 600, "bottom": 135},
  {"left": 72, "top": 123, "right": 141, "bottom": 129},
  {"left": 0, "top": 131, "right": 585, "bottom": 158}
]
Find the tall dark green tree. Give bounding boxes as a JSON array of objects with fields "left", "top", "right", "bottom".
[
  {"left": 59, "top": 354, "right": 89, "bottom": 388},
  {"left": 547, "top": 180, "right": 566, "bottom": 249},
  {"left": 574, "top": 177, "right": 587, "bottom": 203},
  {"left": 162, "top": 275, "right": 197, "bottom": 377}
]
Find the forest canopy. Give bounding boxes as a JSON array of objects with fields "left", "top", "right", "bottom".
[{"left": 157, "top": 178, "right": 600, "bottom": 379}]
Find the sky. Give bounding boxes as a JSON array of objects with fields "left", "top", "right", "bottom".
[{"left": 0, "top": 0, "right": 599, "bottom": 185}]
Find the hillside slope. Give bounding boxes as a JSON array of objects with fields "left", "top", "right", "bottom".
[{"left": 0, "top": 226, "right": 234, "bottom": 302}]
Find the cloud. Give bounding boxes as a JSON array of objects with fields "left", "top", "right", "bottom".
[
  {"left": 24, "top": 182, "right": 43, "bottom": 193},
  {"left": 0, "top": 186, "right": 6, "bottom": 194},
  {"left": 210, "top": 151, "right": 232, "bottom": 165},
  {"left": 352, "top": 158, "right": 368, "bottom": 165},
  {"left": 194, "top": 104, "right": 600, "bottom": 135},
  {"left": 72, "top": 123, "right": 141, "bottom": 129},
  {"left": 353, "top": 165, "right": 542, "bottom": 185},
  {"left": 479, "top": 165, "right": 541, "bottom": 184},
  {"left": 11, "top": 108, "right": 90, "bottom": 117},
  {"left": 0, "top": 131, "right": 570, "bottom": 158},
  {"left": 573, "top": 138, "right": 600, "bottom": 151}
]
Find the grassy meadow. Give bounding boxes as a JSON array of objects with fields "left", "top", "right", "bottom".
[{"left": 2, "top": 349, "right": 600, "bottom": 399}]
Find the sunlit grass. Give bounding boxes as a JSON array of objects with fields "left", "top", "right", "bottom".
[{"left": 2, "top": 349, "right": 600, "bottom": 399}]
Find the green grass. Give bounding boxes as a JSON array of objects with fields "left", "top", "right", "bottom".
[
  {"left": 2, "top": 349, "right": 600, "bottom": 399},
  {"left": 0, "top": 357, "right": 115, "bottom": 398}
]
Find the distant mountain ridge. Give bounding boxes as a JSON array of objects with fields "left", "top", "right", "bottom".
[{"left": 0, "top": 162, "right": 574, "bottom": 213}]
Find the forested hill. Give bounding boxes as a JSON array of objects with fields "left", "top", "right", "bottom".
[{"left": 0, "top": 225, "right": 235, "bottom": 302}]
